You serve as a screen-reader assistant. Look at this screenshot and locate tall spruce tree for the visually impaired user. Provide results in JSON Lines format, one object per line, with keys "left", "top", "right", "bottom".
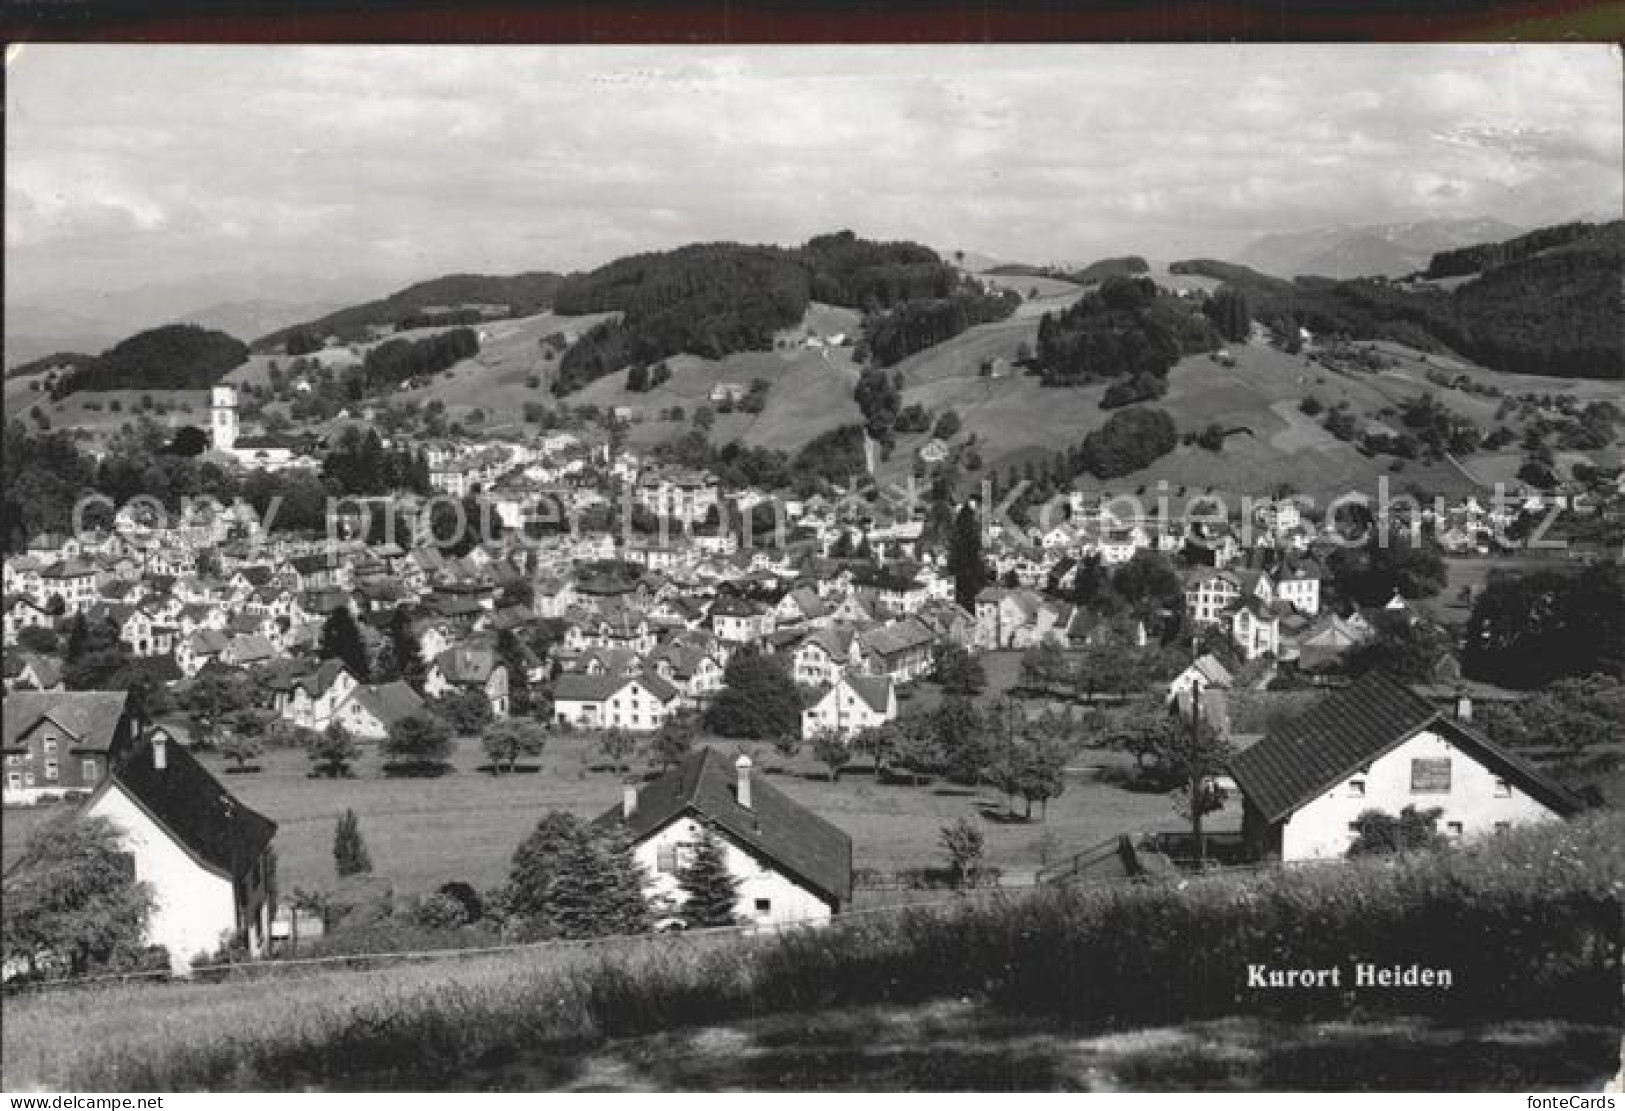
{"left": 947, "top": 504, "right": 987, "bottom": 610}
{"left": 333, "top": 809, "right": 372, "bottom": 877}
{"left": 676, "top": 823, "right": 742, "bottom": 927}
{"left": 319, "top": 607, "right": 370, "bottom": 680}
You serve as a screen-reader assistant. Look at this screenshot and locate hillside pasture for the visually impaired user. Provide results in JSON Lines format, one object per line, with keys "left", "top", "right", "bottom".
{"left": 887, "top": 337, "right": 1484, "bottom": 502}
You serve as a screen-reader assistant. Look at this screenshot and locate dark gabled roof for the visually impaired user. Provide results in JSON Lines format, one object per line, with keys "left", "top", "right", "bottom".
{"left": 1230, "top": 672, "right": 1585, "bottom": 824}
{"left": 3, "top": 691, "right": 130, "bottom": 753}
{"left": 595, "top": 747, "right": 852, "bottom": 906}
{"left": 100, "top": 729, "right": 277, "bottom": 880}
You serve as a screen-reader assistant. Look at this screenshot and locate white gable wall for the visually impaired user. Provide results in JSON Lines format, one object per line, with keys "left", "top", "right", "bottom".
{"left": 1280, "top": 727, "right": 1564, "bottom": 861}
{"left": 632, "top": 813, "right": 834, "bottom": 927}
{"left": 85, "top": 783, "right": 238, "bottom": 970}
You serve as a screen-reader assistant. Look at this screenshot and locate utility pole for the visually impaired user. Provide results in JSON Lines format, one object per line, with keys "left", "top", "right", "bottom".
{"left": 1189, "top": 679, "right": 1206, "bottom": 870}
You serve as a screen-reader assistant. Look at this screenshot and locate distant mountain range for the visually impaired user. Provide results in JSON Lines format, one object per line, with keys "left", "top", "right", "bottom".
{"left": 1235, "top": 217, "right": 1524, "bottom": 280}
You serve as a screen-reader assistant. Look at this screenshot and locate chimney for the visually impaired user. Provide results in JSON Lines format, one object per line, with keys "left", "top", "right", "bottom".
{"left": 622, "top": 781, "right": 638, "bottom": 820}
{"left": 735, "top": 753, "right": 753, "bottom": 810}
{"left": 1455, "top": 688, "right": 1473, "bottom": 724}
{"left": 151, "top": 731, "right": 167, "bottom": 772}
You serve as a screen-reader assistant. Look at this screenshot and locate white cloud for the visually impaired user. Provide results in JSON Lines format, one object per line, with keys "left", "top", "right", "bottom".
{"left": 4, "top": 43, "right": 1620, "bottom": 309}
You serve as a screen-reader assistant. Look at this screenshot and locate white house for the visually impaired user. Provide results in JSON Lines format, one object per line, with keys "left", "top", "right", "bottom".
{"left": 1232, "top": 674, "right": 1581, "bottom": 862}
{"left": 83, "top": 727, "right": 277, "bottom": 970}
{"left": 595, "top": 749, "right": 852, "bottom": 927}
{"left": 801, "top": 675, "right": 897, "bottom": 740}
{"left": 1167, "top": 654, "right": 1234, "bottom": 706}
{"left": 551, "top": 673, "right": 680, "bottom": 732}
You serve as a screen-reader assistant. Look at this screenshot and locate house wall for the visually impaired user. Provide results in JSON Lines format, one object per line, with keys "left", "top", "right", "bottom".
{"left": 1279, "top": 727, "right": 1564, "bottom": 861}
{"left": 632, "top": 814, "right": 834, "bottom": 926}
{"left": 86, "top": 783, "right": 240, "bottom": 969}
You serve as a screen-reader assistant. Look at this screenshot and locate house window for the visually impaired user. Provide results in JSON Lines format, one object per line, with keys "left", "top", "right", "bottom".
{"left": 1410, "top": 758, "right": 1451, "bottom": 794}
{"left": 5, "top": 772, "right": 21, "bottom": 792}
{"left": 1493, "top": 821, "right": 1511, "bottom": 835}
{"left": 754, "top": 898, "right": 771, "bottom": 914}
{"left": 1493, "top": 777, "right": 1511, "bottom": 798}
{"left": 81, "top": 759, "right": 98, "bottom": 783}
{"left": 1348, "top": 778, "right": 1366, "bottom": 798}
{"left": 1446, "top": 821, "right": 1463, "bottom": 838}
{"left": 656, "top": 846, "right": 678, "bottom": 873}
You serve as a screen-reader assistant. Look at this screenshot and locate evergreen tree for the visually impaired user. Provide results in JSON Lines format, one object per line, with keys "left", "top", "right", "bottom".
{"left": 333, "top": 809, "right": 372, "bottom": 878}
{"left": 386, "top": 607, "right": 426, "bottom": 687}
{"left": 306, "top": 722, "right": 359, "bottom": 778}
{"left": 504, "top": 812, "right": 650, "bottom": 940}
{"left": 706, "top": 649, "right": 802, "bottom": 739}
{"left": 319, "top": 607, "right": 370, "bottom": 680}
{"left": 676, "top": 823, "right": 742, "bottom": 927}
{"left": 947, "top": 504, "right": 987, "bottom": 610}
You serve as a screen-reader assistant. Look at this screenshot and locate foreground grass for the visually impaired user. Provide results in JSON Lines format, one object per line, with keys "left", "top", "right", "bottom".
{"left": 4, "top": 810, "right": 1619, "bottom": 1091}
{"left": 465, "top": 1003, "right": 1621, "bottom": 1092}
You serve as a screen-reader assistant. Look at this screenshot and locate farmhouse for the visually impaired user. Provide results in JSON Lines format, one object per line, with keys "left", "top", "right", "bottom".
{"left": 2, "top": 690, "right": 133, "bottom": 805}
{"left": 1231, "top": 673, "right": 1582, "bottom": 862}
{"left": 595, "top": 748, "right": 853, "bottom": 927}
{"left": 801, "top": 674, "right": 897, "bottom": 740}
{"left": 551, "top": 672, "right": 679, "bottom": 732}
{"left": 83, "top": 727, "right": 277, "bottom": 969}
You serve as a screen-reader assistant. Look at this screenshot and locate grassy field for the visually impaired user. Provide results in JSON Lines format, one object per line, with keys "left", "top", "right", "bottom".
{"left": 5, "top": 810, "right": 1617, "bottom": 1091}
{"left": 0, "top": 690, "right": 1170, "bottom": 901}
{"left": 881, "top": 335, "right": 1490, "bottom": 502}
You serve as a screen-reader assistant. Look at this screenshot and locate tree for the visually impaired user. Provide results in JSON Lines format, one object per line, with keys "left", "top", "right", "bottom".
{"left": 598, "top": 727, "right": 636, "bottom": 773}
{"left": 1203, "top": 286, "right": 1251, "bottom": 342}
{"left": 1020, "top": 640, "right": 1071, "bottom": 693}
{"left": 218, "top": 732, "right": 263, "bottom": 772}
{"left": 1340, "top": 614, "right": 1454, "bottom": 682}
{"left": 947, "top": 504, "right": 987, "bottom": 610}
{"left": 306, "top": 721, "right": 359, "bottom": 778}
{"left": 15, "top": 625, "right": 60, "bottom": 655}
{"left": 181, "top": 668, "right": 253, "bottom": 748}
{"left": 1144, "top": 701, "right": 1234, "bottom": 866}
{"left": 1347, "top": 806, "right": 1447, "bottom": 857}
{"left": 932, "top": 695, "right": 988, "bottom": 785}
{"left": 166, "top": 425, "right": 209, "bottom": 457}
{"left": 938, "top": 817, "right": 985, "bottom": 889}
{"left": 810, "top": 728, "right": 849, "bottom": 782}
{"left": 385, "top": 607, "right": 426, "bottom": 687}
{"left": 889, "top": 718, "right": 944, "bottom": 784}
{"left": 333, "top": 809, "right": 372, "bottom": 877}
{"left": 649, "top": 717, "right": 695, "bottom": 773}
{"left": 383, "top": 711, "right": 454, "bottom": 770}
{"left": 1112, "top": 550, "right": 1182, "bottom": 614}
{"left": 931, "top": 641, "right": 987, "bottom": 694}
{"left": 676, "top": 822, "right": 742, "bottom": 927}
{"left": 318, "top": 607, "right": 370, "bottom": 681}
{"left": 430, "top": 689, "right": 493, "bottom": 735}
{"left": 1465, "top": 563, "right": 1624, "bottom": 688}
{"left": 483, "top": 719, "right": 545, "bottom": 774}
{"left": 503, "top": 812, "right": 649, "bottom": 940}
{"left": 2, "top": 816, "right": 156, "bottom": 979}
{"left": 707, "top": 650, "right": 802, "bottom": 739}
{"left": 1477, "top": 674, "right": 1625, "bottom": 764}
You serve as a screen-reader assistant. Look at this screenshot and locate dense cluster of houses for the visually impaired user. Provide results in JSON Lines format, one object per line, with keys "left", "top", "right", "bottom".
{"left": 1, "top": 420, "right": 1589, "bottom": 972}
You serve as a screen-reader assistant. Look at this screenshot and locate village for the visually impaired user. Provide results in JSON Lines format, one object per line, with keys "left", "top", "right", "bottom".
{"left": 1, "top": 378, "right": 1604, "bottom": 977}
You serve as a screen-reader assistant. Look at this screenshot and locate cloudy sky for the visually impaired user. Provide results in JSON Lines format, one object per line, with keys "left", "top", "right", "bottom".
{"left": 6, "top": 43, "right": 1621, "bottom": 317}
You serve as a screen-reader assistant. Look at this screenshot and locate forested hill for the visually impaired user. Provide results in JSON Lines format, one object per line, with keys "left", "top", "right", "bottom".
{"left": 49, "top": 324, "right": 249, "bottom": 398}
{"left": 551, "top": 231, "right": 1017, "bottom": 393}
{"left": 254, "top": 272, "right": 563, "bottom": 351}
{"left": 1171, "top": 220, "right": 1623, "bottom": 380}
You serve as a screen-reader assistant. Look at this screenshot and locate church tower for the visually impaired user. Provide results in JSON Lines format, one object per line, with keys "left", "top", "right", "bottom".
{"left": 210, "top": 385, "right": 239, "bottom": 452}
